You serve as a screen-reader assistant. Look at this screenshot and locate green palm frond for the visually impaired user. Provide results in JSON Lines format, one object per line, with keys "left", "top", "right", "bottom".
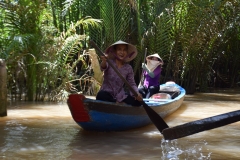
{"left": 84, "top": 0, "right": 132, "bottom": 50}
{"left": 65, "top": 16, "right": 102, "bottom": 37}
{"left": 100, "top": 0, "right": 131, "bottom": 42}
{"left": 134, "top": 8, "right": 173, "bottom": 76}
{"left": 57, "top": 34, "right": 86, "bottom": 67}
{"left": 133, "top": 0, "right": 178, "bottom": 77}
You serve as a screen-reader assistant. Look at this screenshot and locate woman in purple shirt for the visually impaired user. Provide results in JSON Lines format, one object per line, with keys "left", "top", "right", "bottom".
{"left": 96, "top": 40, "right": 142, "bottom": 106}
{"left": 138, "top": 53, "right": 163, "bottom": 98}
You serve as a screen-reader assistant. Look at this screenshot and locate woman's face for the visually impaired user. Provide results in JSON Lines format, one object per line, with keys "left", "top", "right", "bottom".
{"left": 115, "top": 44, "right": 128, "bottom": 61}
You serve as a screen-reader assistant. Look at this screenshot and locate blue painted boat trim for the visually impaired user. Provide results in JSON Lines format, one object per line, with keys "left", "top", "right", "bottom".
{"left": 78, "top": 111, "right": 151, "bottom": 131}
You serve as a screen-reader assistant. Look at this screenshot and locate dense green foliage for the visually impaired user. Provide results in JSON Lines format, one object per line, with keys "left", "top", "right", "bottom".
{"left": 0, "top": 0, "right": 240, "bottom": 101}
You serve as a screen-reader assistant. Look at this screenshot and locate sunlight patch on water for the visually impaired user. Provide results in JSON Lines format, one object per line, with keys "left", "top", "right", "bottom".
{"left": 161, "top": 139, "right": 211, "bottom": 160}
{"left": 18, "top": 145, "right": 46, "bottom": 154}
{"left": 143, "top": 131, "right": 161, "bottom": 138}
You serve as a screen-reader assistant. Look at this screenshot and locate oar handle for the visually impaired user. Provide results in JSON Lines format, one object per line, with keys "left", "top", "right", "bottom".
{"left": 90, "top": 40, "right": 139, "bottom": 97}
{"left": 139, "top": 48, "right": 147, "bottom": 87}
{"left": 143, "top": 48, "right": 147, "bottom": 64}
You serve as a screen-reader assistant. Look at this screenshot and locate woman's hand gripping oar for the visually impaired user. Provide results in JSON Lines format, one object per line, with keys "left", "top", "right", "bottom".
{"left": 90, "top": 40, "right": 169, "bottom": 133}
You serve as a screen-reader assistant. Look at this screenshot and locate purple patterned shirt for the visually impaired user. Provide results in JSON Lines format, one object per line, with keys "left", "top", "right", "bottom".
{"left": 100, "top": 59, "right": 138, "bottom": 102}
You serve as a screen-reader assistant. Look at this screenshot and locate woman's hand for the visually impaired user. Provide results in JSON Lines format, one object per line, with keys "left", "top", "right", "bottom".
{"left": 142, "top": 63, "right": 147, "bottom": 69}
{"left": 135, "top": 93, "right": 143, "bottom": 102}
{"left": 100, "top": 55, "right": 107, "bottom": 62}
{"left": 100, "top": 55, "right": 108, "bottom": 69}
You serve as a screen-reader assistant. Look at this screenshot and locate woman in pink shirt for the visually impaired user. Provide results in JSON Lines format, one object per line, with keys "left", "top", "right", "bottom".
{"left": 138, "top": 53, "right": 163, "bottom": 98}
{"left": 96, "top": 40, "right": 142, "bottom": 106}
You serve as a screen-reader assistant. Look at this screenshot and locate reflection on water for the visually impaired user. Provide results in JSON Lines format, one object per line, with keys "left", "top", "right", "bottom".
{"left": 0, "top": 91, "right": 240, "bottom": 160}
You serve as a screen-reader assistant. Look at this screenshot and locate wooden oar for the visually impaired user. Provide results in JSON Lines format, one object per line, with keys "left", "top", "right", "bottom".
{"left": 138, "top": 48, "right": 147, "bottom": 88}
{"left": 90, "top": 40, "right": 169, "bottom": 133}
{"left": 162, "top": 110, "right": 240, "bottom": 140}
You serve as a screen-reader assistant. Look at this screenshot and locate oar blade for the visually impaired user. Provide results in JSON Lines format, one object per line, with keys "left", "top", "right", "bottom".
{"left": 162, "top": 110, "right": 240, "bottom": 140}
{"left": 141, "top": 101, "right": 169, "bottom": 133}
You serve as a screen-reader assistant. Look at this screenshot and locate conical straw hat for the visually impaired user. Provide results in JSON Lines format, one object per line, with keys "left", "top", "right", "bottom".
{"left": 105, "top": 40, "right": 138, "bottom": 62}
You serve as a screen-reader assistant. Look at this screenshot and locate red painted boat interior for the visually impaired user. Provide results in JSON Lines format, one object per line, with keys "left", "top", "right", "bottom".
{"left": 67, "top": 94, "right": 90, "bottom": 122}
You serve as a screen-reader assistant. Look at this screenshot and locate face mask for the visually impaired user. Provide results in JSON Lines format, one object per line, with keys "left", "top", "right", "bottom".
{"left": 149, "top": 60, "right": 160, "bottom": 66}
{"left": 146, "top": 60, "right": 161, "bottom": 72}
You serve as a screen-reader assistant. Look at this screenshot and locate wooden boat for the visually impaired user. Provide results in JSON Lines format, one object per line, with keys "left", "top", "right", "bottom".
{"left": 67, "top": 82, "right": 185, "bottom": 132}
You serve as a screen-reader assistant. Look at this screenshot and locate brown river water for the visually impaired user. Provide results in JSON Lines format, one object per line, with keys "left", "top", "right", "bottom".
{"left": 0, "top": 90, "right": 240, "bottom": 160}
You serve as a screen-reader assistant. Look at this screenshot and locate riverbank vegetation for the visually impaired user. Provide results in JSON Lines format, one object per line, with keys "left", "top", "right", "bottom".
{"left": 0, "top": 0, "right": 240, "bottom": 101}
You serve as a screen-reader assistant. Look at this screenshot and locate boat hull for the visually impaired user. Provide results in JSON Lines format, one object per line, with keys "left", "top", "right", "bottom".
{"left": 67, "top": 83, "right": 185, "bottom": 131}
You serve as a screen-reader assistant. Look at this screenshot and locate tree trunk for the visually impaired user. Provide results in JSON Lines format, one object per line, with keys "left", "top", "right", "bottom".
{"left": 26, "top": 56, "right": 36, "bottom": 101}
{"left": 0, "top": 59, "right": 7, "bottom": 117}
